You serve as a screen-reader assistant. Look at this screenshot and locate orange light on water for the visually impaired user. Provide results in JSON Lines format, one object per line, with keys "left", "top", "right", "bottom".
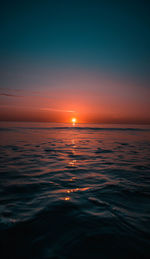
{"left": 64, "top": 197, "right": 70, "bottom": 201}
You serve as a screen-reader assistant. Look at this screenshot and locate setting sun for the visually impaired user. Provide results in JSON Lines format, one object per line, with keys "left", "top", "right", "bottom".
{"left": 72, "top": 117, "right": 77, "bottom": 125}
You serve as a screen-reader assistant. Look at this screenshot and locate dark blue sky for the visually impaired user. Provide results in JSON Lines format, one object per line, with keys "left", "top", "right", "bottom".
{"left": 0, "top": 0, "right": 150, "bottom": 123}
{"left": 1, "top": 0, "right": 150, "bottom": 73}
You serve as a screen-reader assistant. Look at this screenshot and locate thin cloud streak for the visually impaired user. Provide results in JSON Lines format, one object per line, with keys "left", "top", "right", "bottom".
{"left": 0, "top": 93, "right": 23, "bottom": 97}
{"left": 40, "top": 107, "right": 75, "bottom": 113}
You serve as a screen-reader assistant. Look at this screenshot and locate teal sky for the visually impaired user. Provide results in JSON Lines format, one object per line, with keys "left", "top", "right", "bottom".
{"left": 0, "top": 1, "right": 150, "bottom": 123}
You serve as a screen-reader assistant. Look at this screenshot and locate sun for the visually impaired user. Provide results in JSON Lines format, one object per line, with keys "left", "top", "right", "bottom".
{"left": 72, "top": 117, "right": 77, "bottom": 125}
{"left": 72, "top": 118, "right": 76, "bottom": 123}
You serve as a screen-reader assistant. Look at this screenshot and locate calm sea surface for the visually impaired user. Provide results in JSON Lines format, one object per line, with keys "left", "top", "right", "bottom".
{"left": 0, "top": 123, "right": 150, "bottom": 259}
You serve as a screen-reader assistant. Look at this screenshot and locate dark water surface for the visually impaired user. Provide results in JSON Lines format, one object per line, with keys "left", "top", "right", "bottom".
{"left": 0, "top": 123, "right": 150, "bottom": 259}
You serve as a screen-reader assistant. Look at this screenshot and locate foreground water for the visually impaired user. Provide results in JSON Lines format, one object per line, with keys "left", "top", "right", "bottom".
{"left": 0, "top": 123, "right": 150, "bottom": 259}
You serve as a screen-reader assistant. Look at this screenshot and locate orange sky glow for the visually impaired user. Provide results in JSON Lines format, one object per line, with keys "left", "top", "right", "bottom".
{"left": 0, "top": 69, "right": 150, "bottom": 124}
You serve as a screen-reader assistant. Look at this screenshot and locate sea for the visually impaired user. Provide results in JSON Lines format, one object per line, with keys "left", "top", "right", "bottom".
{"left": 0, "top": 122, "right": 150, "bottom": 259}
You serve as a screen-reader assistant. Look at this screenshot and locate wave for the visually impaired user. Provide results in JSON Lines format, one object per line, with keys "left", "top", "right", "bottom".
{"left": 0, "top": 123, "right": 150, "bottom": 258}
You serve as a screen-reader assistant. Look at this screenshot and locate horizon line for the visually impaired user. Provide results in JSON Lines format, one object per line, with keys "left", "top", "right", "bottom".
{"left": 0, "top": 120, "right": 150, "bottom": 125}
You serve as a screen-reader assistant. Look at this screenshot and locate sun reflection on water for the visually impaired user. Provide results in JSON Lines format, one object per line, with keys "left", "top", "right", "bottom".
{"left": 64, "top": 197, "right": 70, "bottom": 201}
{"left": 68, "top": 159, "right": 77, "bottom": 166}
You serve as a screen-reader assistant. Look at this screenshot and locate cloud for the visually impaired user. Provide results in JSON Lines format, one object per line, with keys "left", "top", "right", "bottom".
{"left": 0, "top": 93, "right": 23, "bottom": 97}
{"left": 40, "top": 107, "right": 75, "bottom": 113}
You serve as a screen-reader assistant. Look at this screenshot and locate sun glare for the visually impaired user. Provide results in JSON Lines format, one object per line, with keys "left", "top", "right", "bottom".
{"left": 72, "top": 117, "right": 77, "bottom": 125}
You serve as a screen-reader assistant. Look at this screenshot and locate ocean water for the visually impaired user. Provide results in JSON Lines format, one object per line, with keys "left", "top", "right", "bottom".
{"left": 0, "top": 122, "right": 150, "bottom": 259}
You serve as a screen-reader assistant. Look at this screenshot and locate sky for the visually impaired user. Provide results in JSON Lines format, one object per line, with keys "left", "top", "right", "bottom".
{"left": 0, "top": 0, "right": 150, "bottom": 124}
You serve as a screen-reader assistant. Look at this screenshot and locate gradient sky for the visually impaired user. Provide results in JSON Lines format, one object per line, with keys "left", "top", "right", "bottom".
{"left": 0, "top": 0, "right": 150, "bottom": 123}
